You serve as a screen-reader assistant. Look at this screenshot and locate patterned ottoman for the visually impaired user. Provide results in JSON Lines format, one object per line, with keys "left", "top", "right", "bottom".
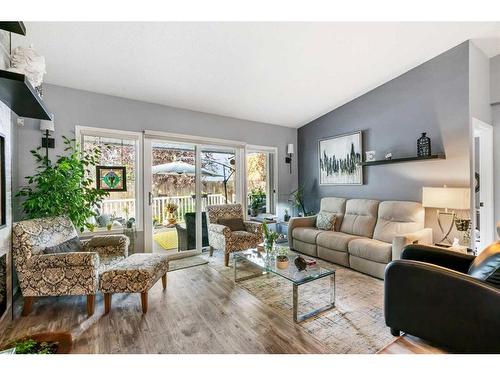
{"left": 99, "top": 253, "right": 169, "bottom": 314}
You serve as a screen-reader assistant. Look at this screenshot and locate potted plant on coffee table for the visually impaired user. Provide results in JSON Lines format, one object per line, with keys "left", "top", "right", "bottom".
{"left": 275, "top": 246, "right": 289, "bottom": 269}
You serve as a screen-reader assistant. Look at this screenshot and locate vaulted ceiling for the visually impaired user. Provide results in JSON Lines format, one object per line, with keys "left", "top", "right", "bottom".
{"left": 13, "top": 22, "right": 500, "bottom": 127}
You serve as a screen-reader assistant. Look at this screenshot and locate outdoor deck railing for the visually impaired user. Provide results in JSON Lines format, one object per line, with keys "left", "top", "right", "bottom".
{"left": 101, "top": 194, "right": 228, "bottom": 223}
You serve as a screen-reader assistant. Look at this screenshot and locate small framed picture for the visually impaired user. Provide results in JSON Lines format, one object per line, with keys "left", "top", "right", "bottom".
{"left": 96, "top": 166, "right": 127, "bottom": 192}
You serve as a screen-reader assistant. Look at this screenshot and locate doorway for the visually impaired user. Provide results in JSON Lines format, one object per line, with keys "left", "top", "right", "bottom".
{"left": 143, "top": 133, "right": 244, "bottom": 258}
{"left": 472, "top": 118, "right": 494, "bottom": 252}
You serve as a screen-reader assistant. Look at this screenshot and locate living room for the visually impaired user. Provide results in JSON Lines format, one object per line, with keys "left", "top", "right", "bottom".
{"left": 0, "top": 1, "right": 499, "bottom": 373}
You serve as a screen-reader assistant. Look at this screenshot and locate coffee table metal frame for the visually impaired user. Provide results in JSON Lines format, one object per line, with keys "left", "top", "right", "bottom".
{"left": 234, "top": 250, "right": 336, "bottom": 323}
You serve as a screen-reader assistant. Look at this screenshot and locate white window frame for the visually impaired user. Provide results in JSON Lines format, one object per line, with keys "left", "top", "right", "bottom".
{"left": 245, "top": 144, "right": 279, "bottom": 215}
{"left": 75, "top": 125, "right": 144, "bottom": 232}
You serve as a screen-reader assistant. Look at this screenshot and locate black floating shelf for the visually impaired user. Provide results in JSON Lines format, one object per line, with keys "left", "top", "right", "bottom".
{"left": 0, "top": 21, "right": 26, "bottom": 35}
{"left": 358, "top": 154, "right": 446, "bottom": 166}
{"left": 0, "top": 69, "right": 52, "bottom": 120}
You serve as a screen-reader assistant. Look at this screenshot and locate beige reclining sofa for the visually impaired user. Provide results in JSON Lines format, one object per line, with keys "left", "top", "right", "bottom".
{"left": 288, "top": 197, "right": 432, "bottom": 279}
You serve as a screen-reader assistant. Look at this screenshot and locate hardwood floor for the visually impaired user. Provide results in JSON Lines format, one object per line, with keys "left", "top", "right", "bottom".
{"left": 0, "top": 265, "right": 329, "bottom": 354}
{"left": 378, "top": 334, "right": 448, "bottom": 354}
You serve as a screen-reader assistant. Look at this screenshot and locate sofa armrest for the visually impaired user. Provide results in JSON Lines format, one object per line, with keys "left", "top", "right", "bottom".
{"left": 208, "top": 223, "right": 231, "bottom": 237}
{"left": 287, "top": 215, "right": 317, "bottom": 248}
{"left": 392, "top": 228, "right": 433, "bottom": 261}
{"left": 400, "top": 244, "right": 475, "bottom": 273}
{"left": 29, "top": 252, "right": 99, "bottom": 270}
{"left": 82, "top": 234, "right": 129, "bottom": 258}
{"left": 243, "top": 221, "right": 263, "bottom": 236}
{"left": 385, "top": 260, "right": 500, "bottom": 353}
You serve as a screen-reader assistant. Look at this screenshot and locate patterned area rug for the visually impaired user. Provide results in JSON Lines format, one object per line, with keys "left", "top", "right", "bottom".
{"left": 168, "top": 255, "right": 208, "bottom": 272}
{"left": 203, "top": 249, "right": 395, "bottom": 354}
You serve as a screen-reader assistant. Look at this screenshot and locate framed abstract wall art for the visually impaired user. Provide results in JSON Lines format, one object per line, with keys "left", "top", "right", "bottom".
{"left": 96, "top": 166, "right": 127, "bottom": 192}
{"left": 318, "top": 131, "right": 363, "bottom": 185}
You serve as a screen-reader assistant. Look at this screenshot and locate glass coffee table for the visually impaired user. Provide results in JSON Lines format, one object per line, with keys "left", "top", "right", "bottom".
{"left": 234, "top": 249, "right": 336, "bottom": 323}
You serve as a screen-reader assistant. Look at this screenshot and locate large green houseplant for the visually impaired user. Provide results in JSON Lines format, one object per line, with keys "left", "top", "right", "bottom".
{"left": 17, "top": 136, "right": 109, "bottom": 232}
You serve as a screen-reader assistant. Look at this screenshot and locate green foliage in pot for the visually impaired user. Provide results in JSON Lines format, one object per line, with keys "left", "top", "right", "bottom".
{"left": 16, "top": 136, "right": 109, "bottom": 232}
{"left": 13, "top": 339, "right": 58, "bottom": 354}
{"left": 262, "top": 221, "right": 279, "bottom": 251}
{"left": 249, "top": 187, "right": 266, "bottom": 215}
{"left": 289, "top": 187, "right": 314, "bottom": 216}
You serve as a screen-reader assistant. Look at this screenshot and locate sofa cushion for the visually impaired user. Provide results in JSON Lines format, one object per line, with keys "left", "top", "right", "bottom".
{"left": 468, "top": 241, "right": 500, "bottom": 287}
{"left": 340, "top": 199, "right": 379, "bottom": 238}
{"left": 372, "top": 201, "right": 424, "bottom": 243}
{"left": 292, "top": 227, "right": 324, "bottom": 244}
{"left": 316, "top": 231, "right": 361, "bottom": 252}
{"left": 319, "top": 197, "right": 347, "bottom": 230}
{"left": 348, "top": 238, "right": 392, "bottom": 264}
{"left": 316, "top": 211, "right": 337, "bottom": 231}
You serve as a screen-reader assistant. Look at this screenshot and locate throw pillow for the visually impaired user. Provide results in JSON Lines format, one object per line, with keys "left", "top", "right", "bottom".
{"left": 218, "top": 218, "right": 247, "bottom": 232}
{"left": 43, "top": 237, "right": 82, "bottom": 254}
{"left": 316, "top": 211, "right": 337, "bottom": 231}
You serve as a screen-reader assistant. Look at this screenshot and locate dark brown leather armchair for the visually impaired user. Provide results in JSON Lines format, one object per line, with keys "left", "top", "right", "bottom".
{"left": 384, "top": 243, "right": 500, "bottom": 353}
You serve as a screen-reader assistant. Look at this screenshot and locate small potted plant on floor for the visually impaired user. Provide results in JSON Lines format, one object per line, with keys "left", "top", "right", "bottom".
{"left": 275, "top": 246, "right": 289, "bottom": 269}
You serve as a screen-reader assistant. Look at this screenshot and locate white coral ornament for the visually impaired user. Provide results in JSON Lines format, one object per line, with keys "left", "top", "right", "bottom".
{"left": 8, "top": 44, "right": 46, "bottom": 88}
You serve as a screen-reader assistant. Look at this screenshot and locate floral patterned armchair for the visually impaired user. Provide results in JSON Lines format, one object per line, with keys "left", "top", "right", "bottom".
{"left": 206, "top": 204, "right": 262, "bottom": 266}
{"left": 12, "top": 216, "right": 129, "bottom": 317}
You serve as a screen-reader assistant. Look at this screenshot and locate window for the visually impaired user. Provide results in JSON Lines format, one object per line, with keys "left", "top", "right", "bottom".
{"left": 246, "top": 147, "right": 276, "bottom": 216}
{"left": 78, "top": 127, "right": 142, "bottom": 231}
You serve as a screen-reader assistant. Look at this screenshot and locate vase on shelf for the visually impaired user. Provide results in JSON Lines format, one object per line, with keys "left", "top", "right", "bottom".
{"left": 417, "top": 132, "right": 431, "bottom": 157}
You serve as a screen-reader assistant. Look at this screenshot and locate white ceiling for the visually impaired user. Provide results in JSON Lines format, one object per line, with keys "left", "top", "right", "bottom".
{"left": 13, "top": 22, "right": 500, "bottom": 128}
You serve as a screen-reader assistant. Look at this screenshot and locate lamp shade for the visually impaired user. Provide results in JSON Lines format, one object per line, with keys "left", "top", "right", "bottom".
{"left": 287, "top": 143, "right": 294, "bottom": 154}
{"left": 40, "top": 119, "right": 55, "bottom": 132}
{"left": 422, "top": 187, "right": 470, "bottom": 210}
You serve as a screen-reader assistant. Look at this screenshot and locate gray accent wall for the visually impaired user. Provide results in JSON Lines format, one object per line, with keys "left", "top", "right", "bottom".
{"left": 14, "top": 84, "right": 298, "bottom": 250}
{"left": 491, "top": 54, "right": 500, "bottom": 232}
{"left": 297, "top": 42, "right": 472, "bottom": 242}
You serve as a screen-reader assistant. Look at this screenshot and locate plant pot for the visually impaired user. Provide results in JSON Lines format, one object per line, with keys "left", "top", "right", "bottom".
{"left": 2, "top": 332, "right": 72, "bottom": 354}
{"left": 250, "top": 208, "right": 259, "bottom": 217}
{"left": 167, "top": 217, "right": 177, "bottom": 225}
{"left": 276, "top": 256, "right": 289, "bottom": 269}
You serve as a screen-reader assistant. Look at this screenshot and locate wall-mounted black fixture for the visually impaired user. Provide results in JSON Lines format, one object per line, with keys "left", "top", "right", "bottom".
{"left": 0, "top": 21, "right": 26, "bottom": 36}
{"left": 40, "top": 117, "right": 55, "bottom": 162}
{"left": 285, "top": 143, "right": 294, "bottom": 173}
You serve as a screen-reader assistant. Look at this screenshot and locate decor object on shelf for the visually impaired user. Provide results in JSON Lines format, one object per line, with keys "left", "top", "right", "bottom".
{"left": 384, "top": 151, "right": 392, "bottom": 160}
{"left": 294, "top": 255, "right": 307, "bottom": 271}
{"left": 319, "top": 131, "right": 362, "bottom": 185}
{"left": 16, "top": 136, "right": 109, "bottom": 232}
{"left": 7, "top": 45, "right": 46, "bottom": 95}
{"left": 422, "top": 186, "right": 470, "bottom": 244}
{"left": 365, "top": 150, "right": 376, "bottom": 162}
{"left": 417, "top": 132, "right": 431, "bottom": 157}
{"left": 96, "top": 165, "right": 127, "bottom": 192}
{"left": 40, "top": 116, "right": 55, "bottom": 161}
{"left": 285, "top": 143, "right": 294, "bottom": 174}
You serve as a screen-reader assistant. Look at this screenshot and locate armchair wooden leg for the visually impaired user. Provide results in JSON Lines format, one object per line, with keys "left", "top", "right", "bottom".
{"left": 22, "top": 296, "right": 33, "bottom": 316}
{"left": 162, "top": 273, "right": 167, "bottom": 290}
{"left": 141, "top": 292, "right": 148, "bottom": 314}
{"left": 224, "top": 252, "right": 230, "bottom": 267}
{"left": 104, "top": 293, "right": 112, "bottom": 314}
{"left": 87, "top": 294, "right": 96, "bottom": 317}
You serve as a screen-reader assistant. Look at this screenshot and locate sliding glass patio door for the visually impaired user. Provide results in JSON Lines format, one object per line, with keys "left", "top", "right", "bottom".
{"left": 144, "top": 135, "right": 243, "bottom": 258}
